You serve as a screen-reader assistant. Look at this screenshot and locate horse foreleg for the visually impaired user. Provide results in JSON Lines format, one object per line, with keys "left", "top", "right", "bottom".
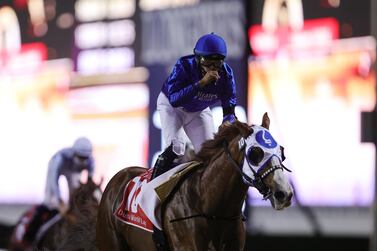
{"left": 96, "top": 219, "right": 127, "bottom": 251}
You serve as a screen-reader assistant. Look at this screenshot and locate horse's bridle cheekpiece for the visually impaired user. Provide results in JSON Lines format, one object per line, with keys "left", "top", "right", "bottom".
{"left": 224, "top": 125, "right": 291, "bottom": 199}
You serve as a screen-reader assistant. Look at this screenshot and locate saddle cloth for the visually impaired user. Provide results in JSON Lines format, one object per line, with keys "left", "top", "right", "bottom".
{"left": 12, "top": 207, "right": 62, "bottom": 246}
{"left": 114, "top": 161, "right": 200, "bottom": 231}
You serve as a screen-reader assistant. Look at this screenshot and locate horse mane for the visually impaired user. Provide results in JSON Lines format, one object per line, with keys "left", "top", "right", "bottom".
{"left": 195, "top": 120, "right": 252, "bottom": 165}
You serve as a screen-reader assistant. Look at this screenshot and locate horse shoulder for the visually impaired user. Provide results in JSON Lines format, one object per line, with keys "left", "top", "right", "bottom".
{"left": 162, "top": 169, "right": 206, "bottom": 249}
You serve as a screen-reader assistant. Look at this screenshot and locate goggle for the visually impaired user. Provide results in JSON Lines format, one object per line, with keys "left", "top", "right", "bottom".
{"left": 200, "top": 56, "right": 224, "bottom": 69}
{"left": 75, "top": 154, "right": 89, "bottom": 161}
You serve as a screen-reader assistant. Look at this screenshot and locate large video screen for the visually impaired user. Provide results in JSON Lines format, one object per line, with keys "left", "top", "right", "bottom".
{"left": 0, "top": 55, "right": 149, "bottom": 204}
{"left": 247, "top": 36, "right": 376, "bottom": 206}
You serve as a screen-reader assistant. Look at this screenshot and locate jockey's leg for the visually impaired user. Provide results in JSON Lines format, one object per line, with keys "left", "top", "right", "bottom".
{"left": 23, "top": 204, "right": 50, "bottom": 243}
{"left": 151, "top": 146, "right": 175, "bottom": 250}
{"left": 154, "top": 93, "right": 187, "bottom": 250}
{"left": 184, "top": 107, "right": 215, "bottom": 153}
{"left": 156, "top": 91, "right": 186, "bottom": 177}
{"left": 151, "top": 142, "right": 183, "bottom": 251}
{"left": 151, "top": 144, "right": 178, "bottom": 179}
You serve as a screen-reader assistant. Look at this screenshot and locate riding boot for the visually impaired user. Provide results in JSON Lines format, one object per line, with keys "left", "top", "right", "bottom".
{"left": 151, "top": 144, "right": 176, "bottom": 250}
{"left": 152, "top": 226, "right": 169, "bottom": 251}
{"left": 23, "top": 204, "right": 50, "bottom": 243}
{"left": 151, "top": 144, "right": 178, "bottom": 180}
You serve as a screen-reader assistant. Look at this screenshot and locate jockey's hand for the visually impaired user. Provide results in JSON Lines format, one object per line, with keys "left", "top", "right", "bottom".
{"left": 199, "top": 70, "right": 220, "bottom": 88}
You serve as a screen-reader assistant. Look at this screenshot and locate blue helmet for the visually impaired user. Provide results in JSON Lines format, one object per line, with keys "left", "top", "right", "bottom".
{"left": 194, "top": 33, "right": 227, "bottom": 59}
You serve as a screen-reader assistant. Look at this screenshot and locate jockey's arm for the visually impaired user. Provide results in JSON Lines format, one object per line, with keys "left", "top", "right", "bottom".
{"left": 47, "top": 154, "right": 64, "bottom": 202}
{"left": 164, "top": 61, "right": 200, "bottom": 107}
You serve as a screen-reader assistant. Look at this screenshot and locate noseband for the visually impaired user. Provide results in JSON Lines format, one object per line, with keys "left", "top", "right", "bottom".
{"left": 223, "top": 140, "right": 288, "bottom": 199}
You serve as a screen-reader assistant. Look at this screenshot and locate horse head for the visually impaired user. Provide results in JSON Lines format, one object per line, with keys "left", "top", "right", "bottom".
{"left": 221, "top": 113, "right": 293, "bottom": 210}
{"left": 69, "top": 178, "right": 103, "bottom": 212}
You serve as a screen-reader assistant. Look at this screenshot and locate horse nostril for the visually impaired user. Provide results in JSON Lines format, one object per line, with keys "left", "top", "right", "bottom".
{"left": 274, "top": 191, "right": 286, "bottom": 201}
{"left": 287, "top": 192, "right": 293, "bottom": 201}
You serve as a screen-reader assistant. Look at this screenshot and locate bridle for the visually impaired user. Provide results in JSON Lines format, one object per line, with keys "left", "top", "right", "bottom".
{"left": 223, "top": 133, "right": 291, "bottom": 200}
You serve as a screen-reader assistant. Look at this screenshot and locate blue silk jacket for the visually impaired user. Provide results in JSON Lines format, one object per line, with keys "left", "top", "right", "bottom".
{"left": 161, "top": 55, "right": 237, "bottom": 113}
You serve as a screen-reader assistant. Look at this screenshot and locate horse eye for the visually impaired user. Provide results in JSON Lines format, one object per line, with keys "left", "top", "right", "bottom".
{"left": 247, "top": 147, "right": 264, "bottom": 165}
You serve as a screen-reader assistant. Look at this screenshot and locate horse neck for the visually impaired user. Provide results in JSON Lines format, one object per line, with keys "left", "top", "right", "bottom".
{"left": 200, "top": 148, "right": 248, "bottom": 216}
{"left": 68, "top": 200, "right": 97, "bottom": 219}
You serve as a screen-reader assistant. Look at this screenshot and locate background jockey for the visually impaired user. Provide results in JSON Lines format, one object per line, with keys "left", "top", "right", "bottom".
{"left": 151, "top": 33, "right": 237, "bottom": 250}
{"left": 152, "top": 32, "right": 237, "bottom": 180}
{"left": 23, "top": 137, "right": 95, "bottom": 245}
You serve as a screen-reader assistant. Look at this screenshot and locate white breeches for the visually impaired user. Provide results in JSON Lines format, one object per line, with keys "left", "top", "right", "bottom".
{"left": 157, "top": 92, "right": 215, "bottom": 155}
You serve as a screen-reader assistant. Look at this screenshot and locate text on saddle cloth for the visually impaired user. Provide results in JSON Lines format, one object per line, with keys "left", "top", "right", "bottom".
{"left": 114, "top": 161, "right": 201, "bottom": 231}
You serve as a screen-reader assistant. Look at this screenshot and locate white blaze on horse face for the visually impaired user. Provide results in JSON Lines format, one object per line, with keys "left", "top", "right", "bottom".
{"left": 270, "top": 168, "right": 293, "bottom": 210}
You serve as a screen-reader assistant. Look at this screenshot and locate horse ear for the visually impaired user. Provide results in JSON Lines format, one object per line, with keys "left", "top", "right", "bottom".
{"left": 261, "top": 112, "right": 270, "bottom": 129}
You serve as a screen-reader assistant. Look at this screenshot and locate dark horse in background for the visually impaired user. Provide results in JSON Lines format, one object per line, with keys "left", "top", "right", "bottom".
{"left": 97, "top": 113, "right": 293, "bottom": 251}
{"left": 39, "top": 178, "right": 102, "bottom": 251}
{"left": 9, "top": 178, "right": 102, "bottom": 251}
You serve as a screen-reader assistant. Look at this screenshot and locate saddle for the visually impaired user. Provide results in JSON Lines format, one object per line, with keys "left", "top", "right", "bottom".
{"left": 155, "top": 161, "right": 201, "bottom": 203}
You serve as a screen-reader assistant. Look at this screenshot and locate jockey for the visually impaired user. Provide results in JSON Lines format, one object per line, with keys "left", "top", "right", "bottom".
{"left": 23, "top": 137, "right": 95, "bottom": 245}
{"left": 152, "top": 32, "right": 237, "bottom": 180}
{"left": 151, "top": 33, "right": 237, "bottom": 250}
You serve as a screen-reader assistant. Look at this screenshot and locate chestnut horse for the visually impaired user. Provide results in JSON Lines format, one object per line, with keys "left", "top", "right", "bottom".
{"left": 97, "top": 113, "right": 293, "bottom": 251}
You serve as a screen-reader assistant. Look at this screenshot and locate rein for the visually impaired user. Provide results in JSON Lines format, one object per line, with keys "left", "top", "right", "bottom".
{"left": 170, "top": 213, "right": 246, "bottom": 223}
{"left": 222, "top": 141, "right": 255, "bottom": 183}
